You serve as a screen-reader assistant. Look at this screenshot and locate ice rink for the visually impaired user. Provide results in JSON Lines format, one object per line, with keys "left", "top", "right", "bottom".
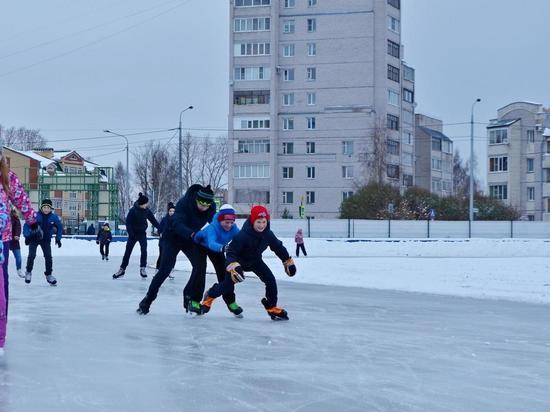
{"left": 1, "top": 254, "right": 549, "bottom": 412}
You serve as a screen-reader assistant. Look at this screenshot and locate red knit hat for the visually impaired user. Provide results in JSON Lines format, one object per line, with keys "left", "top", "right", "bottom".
{"left": 249, "top": 205, "right": 270, "bottom": 224}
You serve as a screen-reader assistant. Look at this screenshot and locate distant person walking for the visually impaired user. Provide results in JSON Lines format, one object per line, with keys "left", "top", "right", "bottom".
{"left": 96, "top": 222, "right": 112, "bottom": 261}
{"left": 294, "top": 228, "right": 307, "bottom": 257}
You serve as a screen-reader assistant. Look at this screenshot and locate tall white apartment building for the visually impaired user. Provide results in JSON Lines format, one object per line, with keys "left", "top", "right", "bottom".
{"left": 228, "top": 0, "right": 415, "bottom": 217}
{"left": 486, "top": 101, "right": 550, "bottom": 221}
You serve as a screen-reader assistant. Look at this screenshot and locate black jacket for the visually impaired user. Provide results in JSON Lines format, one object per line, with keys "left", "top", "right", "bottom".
{"left": 171, "top": 184, "right": 216, "bottom": 243}
{"left": 225, "top": 219, "right": 290, "bottom": 267}
{"left": 125, "top": 202, "right": 159, "bottom": 238}
{"left": 96, "top": 228, "right": 112, "bottom": 244}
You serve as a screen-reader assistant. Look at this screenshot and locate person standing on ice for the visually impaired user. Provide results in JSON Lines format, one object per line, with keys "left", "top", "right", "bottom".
{"left": 23, "top": 199, "right": 63, "bottom": 286}
{"left": 10, "top": 208, "right": 24, "bottom": 278}
{"left": 294, "top": 228, "right": 307, "bottom": 257}
{"left": 0, "top": 198, "right": 10, "bottom": 357}
{"left": 193, "top": 204, "right": 243, "bottom": 317}
{"left": 201, "top": 205, "right": 296, "bottom": 321}
{"left": 113, "top": 193, "right": 159, "bottom": 279}
{"left": 155, "top": 202, "right": 176, "bottom": 279}
{"left": 96, "top": 222, "right": 112, "bottom": 261}
{"left": 136, "top": 184, "right": 216, "bottom": 315}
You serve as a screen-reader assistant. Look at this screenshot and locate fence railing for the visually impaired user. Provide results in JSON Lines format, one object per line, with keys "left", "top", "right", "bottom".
{"left": 248, "top": 219, "right": 550, "bottom": 239}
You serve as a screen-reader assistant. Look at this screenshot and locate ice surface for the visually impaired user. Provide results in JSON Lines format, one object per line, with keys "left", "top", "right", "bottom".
{"left": 0, "top": 243, "right": 549, "bottom": 411}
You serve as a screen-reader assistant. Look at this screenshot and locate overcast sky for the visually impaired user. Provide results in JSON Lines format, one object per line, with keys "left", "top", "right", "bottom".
{"left": 1, "top": 0, "right": 549, "bottom": 189}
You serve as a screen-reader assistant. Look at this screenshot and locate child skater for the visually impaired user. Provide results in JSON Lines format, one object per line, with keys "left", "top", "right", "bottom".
{"left": 156, "top": 202, "right": 175, "bottom": 279}
{"left": 201, "top": 205, "right": 297, "bottom": 320}
{"left": 0, "top": 199, "right": 10, "bottom": 356}
{"left": 193, "top": 204, "right": 243, "bottom": 317}
{"left": 96, "top": 222, "right": 112, "bottom": 261}
{"left": 10, "top": 208, "right": 24, "bottom": 278}
{"left": 294, "top": 228, "right": 307, "bottom": 257}
{"left": 23, "top": 199, "right": 63, "bottom": 286}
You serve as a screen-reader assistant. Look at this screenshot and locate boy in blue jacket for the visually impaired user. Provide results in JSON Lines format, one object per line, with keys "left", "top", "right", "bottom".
{"left": 23, "top": 199, "right": 63, "bottom": 286}
{"left": 201, "top": 205, "right": 296, "bottom": 320}
{"left": 193, "top": 204, "right": 242, "bottom": 317}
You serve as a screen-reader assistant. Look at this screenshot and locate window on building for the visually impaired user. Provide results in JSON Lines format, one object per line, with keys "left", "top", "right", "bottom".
{"left": 235, "top": 42, "right": 271, "bottom": 56}
{"left": 235, "top": 189, "right": 270, "bottom": 204}
{"left": 387, "top": 164, "right": 400, "bottom": 179}
{"left": 308, "top": 0, "right": 317, "bottom": 6}
{"left": 234, "top": 66, "right": 271, "bottom": 81}
{"left": 283, "top": 20, "right": 295, "bottom": 33}
{"left": 528, "top": 215, "right": 535, "bottom": 221}
{"left": 431, "top": 157, "right": 442, "bottom": 171}
{"left": 307, "top": 18, "right": 316, "bottom": 32}
{"left": 284, "top": 0, "right": 295, "bottom": 7}
{"left": 282, "top": 44, "right": 295, "bottom": 57}
{"left": 306, "top": 141, "right": 316, "bottom": 154}
{"left": 527, "top": 187, "right": 535, "bottom": 201}
{"left": 342, "top": 141, "right": 354, "bottom": 156}
{"left": 307, "top": 92, "right": 316, "bottom": 105}
{"left": 282, "top": 191, "right": 294, "bottom": 204}
{"left": 388, "top": 89, "right": 399, "bottom": 106}
{"left": 387, "top": 16, "right": 400, "bottom": 33}
{"left": 239, "top": 119, "right": 270, "bottom": 129}
{"left": 306, "top": 191, "right": 316, "bottom": 204}
{"left": 388, "top": 0, "right": 400, "bottom": 9}
{"left": 307, "top": 42, "right": 317, "bottom": 56}
{"left": 527, "top": 129, "right": 535, "bottom": 143}
{"left": 306, "top": 166, "right": 316, "bottom": 179}
{"left": 282, "top": 142, "right": 294, "bottom": 154}
{"left": 342, "top": 166, "right": 354, "bottom": 179}
{"left": 387, "top": 114, "right": 399, "bottom": 130}
{"left": 402, "top": 174, "right": 413, "bottom": 187}
{"left": 237, "top": 139, "right": 270, "bottom": 153}
{"left": 307, "top": 117, "right": 316, "bottom": 129}
{"left": 283, "top": 68, "right": 295, "bottom": 81}
{"left": 387, "top": 64, "right": 400, "bottom": 82}
{"left": 431, "top": 137, "right": 442, "bottom": 151}
{"left": 387, "top": 139, "right": 400, "bottom": 155}
{"left": 404, "top": 131, "right": 413, "bottom": 145}
{"left": 527, "top": 158, "right": 534, "bottom": 173}
{"left": 403, "top": 65, "right": 414, "bottom": 81}
{"left": 387, "top": 40, "right": 400, "bottom": 58}
{"left": 489, "top": 129, "right": 508, "bottom": 144}
{"left": 489, "top": 184, "right": 508, "bottom": 200}
{"left": 282, "top": 93, "right": 295, "bottom": 106}
{"left": 342, "top": 191, "right": 354, "bottom": 201}
{"left": 431, "top": 178, "right": 442, "bottom": 192}
{"left": 489, "top": 156, "right": 508, "bottom": 172}
{"left": 234, "top": 17, "right": 270, "bottom": 32}
{"left": 283, "top": 118, "right": 294, "bottom": 130}
{"left": 234, "top": 164, "right": 270, "bottom": 178}
{"left": 234, "top": 90, "right": 270, "bottom": 105}
{"left": 235, "top": 0, "right": 271, "bottom": 6}
{"left": 307, "top": 67, "right": 317, "bottom": 80}
{"left": 403, "top": 88, "right": 414, "bottom": 103}
{"left": 282, "top": 167, "right": 294, "bottom": 179}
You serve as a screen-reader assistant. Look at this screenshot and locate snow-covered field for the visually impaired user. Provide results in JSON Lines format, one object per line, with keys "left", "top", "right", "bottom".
{"left": 0, "top": 238, "right": 549, "bottom": 411}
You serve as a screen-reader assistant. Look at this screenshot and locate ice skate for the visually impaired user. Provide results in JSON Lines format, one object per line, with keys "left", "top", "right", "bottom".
{"left": 200, "top": 293, "right": 215, "bottom": 314}
{"left": 261, "top": 298, "right": 288, "bottom": 321}
{"left": 17, "top": 269, "right": 24, "bottom": 278}
{"left": 101, "top": 254, "right": 105, "bottom": 261}
{"left": 46, "top": 274, "right": 57, "bottom": 286}
{"left": 112, "top": 268, "right": 125, "bottom": 279}
{"left": 24, "top": 271, "right": 32, "bottom": 284}
{"left": 227, "top": 302, "right": 243, "bottom": 318}
{"left": 168, "top": 271, "right": 175, "bottom": 280}
{"left": 187, "top": 300, "right": 203, "bottom": 315}
{"left": 105, "top": 256, "right": 109, "bottom": 261}
{"left": 139, "top": 267, "right": 147, "bottom": 278}
{"left": 136, "top": 296, "right": 151, "bottom": 315}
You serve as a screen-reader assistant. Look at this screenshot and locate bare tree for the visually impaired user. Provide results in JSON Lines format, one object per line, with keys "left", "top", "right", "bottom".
{"left": 364, "top": 119, "right": 388, "bottom": 185}
{"left": 114, "top": 161, "right": 131, "bottom": 221}
{"left": 196, "top": 136, "right": 228, "bottom": 195}
{"left": 453, "top": 149, "right": 480, "bottom": 198}
{"left": 0, "top": 124, "right": 47, "bottom": 150}
{"left": 181, "top": 131, "right": 198, "bottom": 192}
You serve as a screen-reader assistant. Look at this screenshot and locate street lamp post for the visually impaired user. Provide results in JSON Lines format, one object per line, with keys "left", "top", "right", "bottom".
{"left": 103, "top": 129, "right": 130, "bottom": 209}
{"left": 178, "top": 106, "right": 194, "bottom": 196}
{"left": 469, "top": 98, "right": 481, "bottom": 224}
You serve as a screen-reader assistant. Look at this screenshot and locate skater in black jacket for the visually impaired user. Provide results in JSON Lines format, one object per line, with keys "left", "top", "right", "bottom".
{"left": 113, "top": 193, "right": 159, "bottom": 279}
{"left": 201, "top": 205, "right": 297, "bottom": 320}
{"left": 156, "top": 202, "right": 176, "bottom": 278}
{"left": 137, "top": 184, "right": 216, "bottom": 315}
{"left": 96, "top": 222, "right": 112, "bottom": 261}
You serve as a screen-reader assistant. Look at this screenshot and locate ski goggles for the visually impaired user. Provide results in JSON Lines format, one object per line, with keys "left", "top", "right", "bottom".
{"left": 196, "top": 199, "right": 212, "bottom": 207}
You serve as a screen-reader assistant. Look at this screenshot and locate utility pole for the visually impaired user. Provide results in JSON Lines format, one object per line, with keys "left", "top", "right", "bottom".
{"left": 178, "top": 106, "right": 194, "bottom": 196}
{"left": 469, "top": 99, "right": 481, "bottom": 223}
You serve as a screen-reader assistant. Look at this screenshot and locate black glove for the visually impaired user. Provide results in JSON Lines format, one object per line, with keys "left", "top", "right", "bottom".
{"left": 283, "top": 258, "right": 296, "bottom": 277}
{"left": 25, "top": 238, "right": 30, "bottom": 246}
{"left": 96, "top": 240, "right": 100, "bottom": 245}
{"left": 56, "top": 239, "right": 62, "bottom": 248}
{"left": 221, "top": 244, "right": 227, "bottom": 253}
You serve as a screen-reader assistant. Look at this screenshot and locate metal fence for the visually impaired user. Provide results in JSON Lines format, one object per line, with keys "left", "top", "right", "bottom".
{"left": 251, "top": 219, "right": 550, "bottom": 239}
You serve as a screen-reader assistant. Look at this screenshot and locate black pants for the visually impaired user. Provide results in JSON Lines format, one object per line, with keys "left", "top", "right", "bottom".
{"left": 146, "top": 239, "right": 195, "bottom": 303}
{"left": 187, "top": 246, "right": 236, "bottom": 305}
{"left": 100, "top": 242, "right": 110, "bottom": 257}
{"left": 26, "top": 239, "right": 53, "bottom": 276}
{"left": 296, "top": 244, "right": 307, "bottom": 256}
{"left": 155, "top": 240, "right": 164, "bottom": 270}
{"left": 120, "top": 235, "right": 147, "bottom": 269}
{"left": 208, "top": 259, "right": 278, "bottom": 308}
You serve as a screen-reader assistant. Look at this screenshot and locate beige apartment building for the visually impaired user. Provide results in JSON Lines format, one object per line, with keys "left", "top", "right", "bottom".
{"left": 414, "top": 114, "right": 453, "bottom": 197}
{"left": 228, "top": 0, "right": 415, "bottom": 218}
{"left": 486, "top": 101, "right": 550, "bottom": 221}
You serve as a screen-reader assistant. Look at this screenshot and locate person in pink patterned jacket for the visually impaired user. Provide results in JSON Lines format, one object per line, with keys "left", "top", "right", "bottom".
{"left": 0, "top": 143, "right": 37, "bottom": 315}
{"left": 0, "top": 182, "right": 10, "bottom": 356}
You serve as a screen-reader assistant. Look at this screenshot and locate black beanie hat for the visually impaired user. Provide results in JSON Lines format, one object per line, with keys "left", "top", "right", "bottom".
{"left": 137, "top": 192, "right": 149, "bottom": 205}
{"left": 167, "top": 202, "right": 175, "bottom": 211}
{"left": 41, "top": 199, "right": 53, "bottom": 209}
{"left": 196, "top": 185, "right": 214, "bottom": 204}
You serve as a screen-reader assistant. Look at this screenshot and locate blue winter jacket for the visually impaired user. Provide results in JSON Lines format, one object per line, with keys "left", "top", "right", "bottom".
{"left": 23, "top": 211, "right": 63, "bottom": 242}
{"left": 194, "top": 212, "right": 240, "bottom": 253}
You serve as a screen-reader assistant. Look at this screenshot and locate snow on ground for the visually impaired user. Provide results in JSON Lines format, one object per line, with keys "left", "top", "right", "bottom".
{"left": 40, "top": 237, "right": 550, "bottom": 305}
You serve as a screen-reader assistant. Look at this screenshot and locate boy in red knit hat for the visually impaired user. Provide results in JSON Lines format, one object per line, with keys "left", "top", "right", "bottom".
{"left": 201, "top": 205, "right": 296, "bottom": 320}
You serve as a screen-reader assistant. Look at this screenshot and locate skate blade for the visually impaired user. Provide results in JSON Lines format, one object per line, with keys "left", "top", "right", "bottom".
{"left": 48, "top": 283, "right": 58, "bottom": 287}
{"left": 233, "top": 313, "right": 244, "bottom": 319}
